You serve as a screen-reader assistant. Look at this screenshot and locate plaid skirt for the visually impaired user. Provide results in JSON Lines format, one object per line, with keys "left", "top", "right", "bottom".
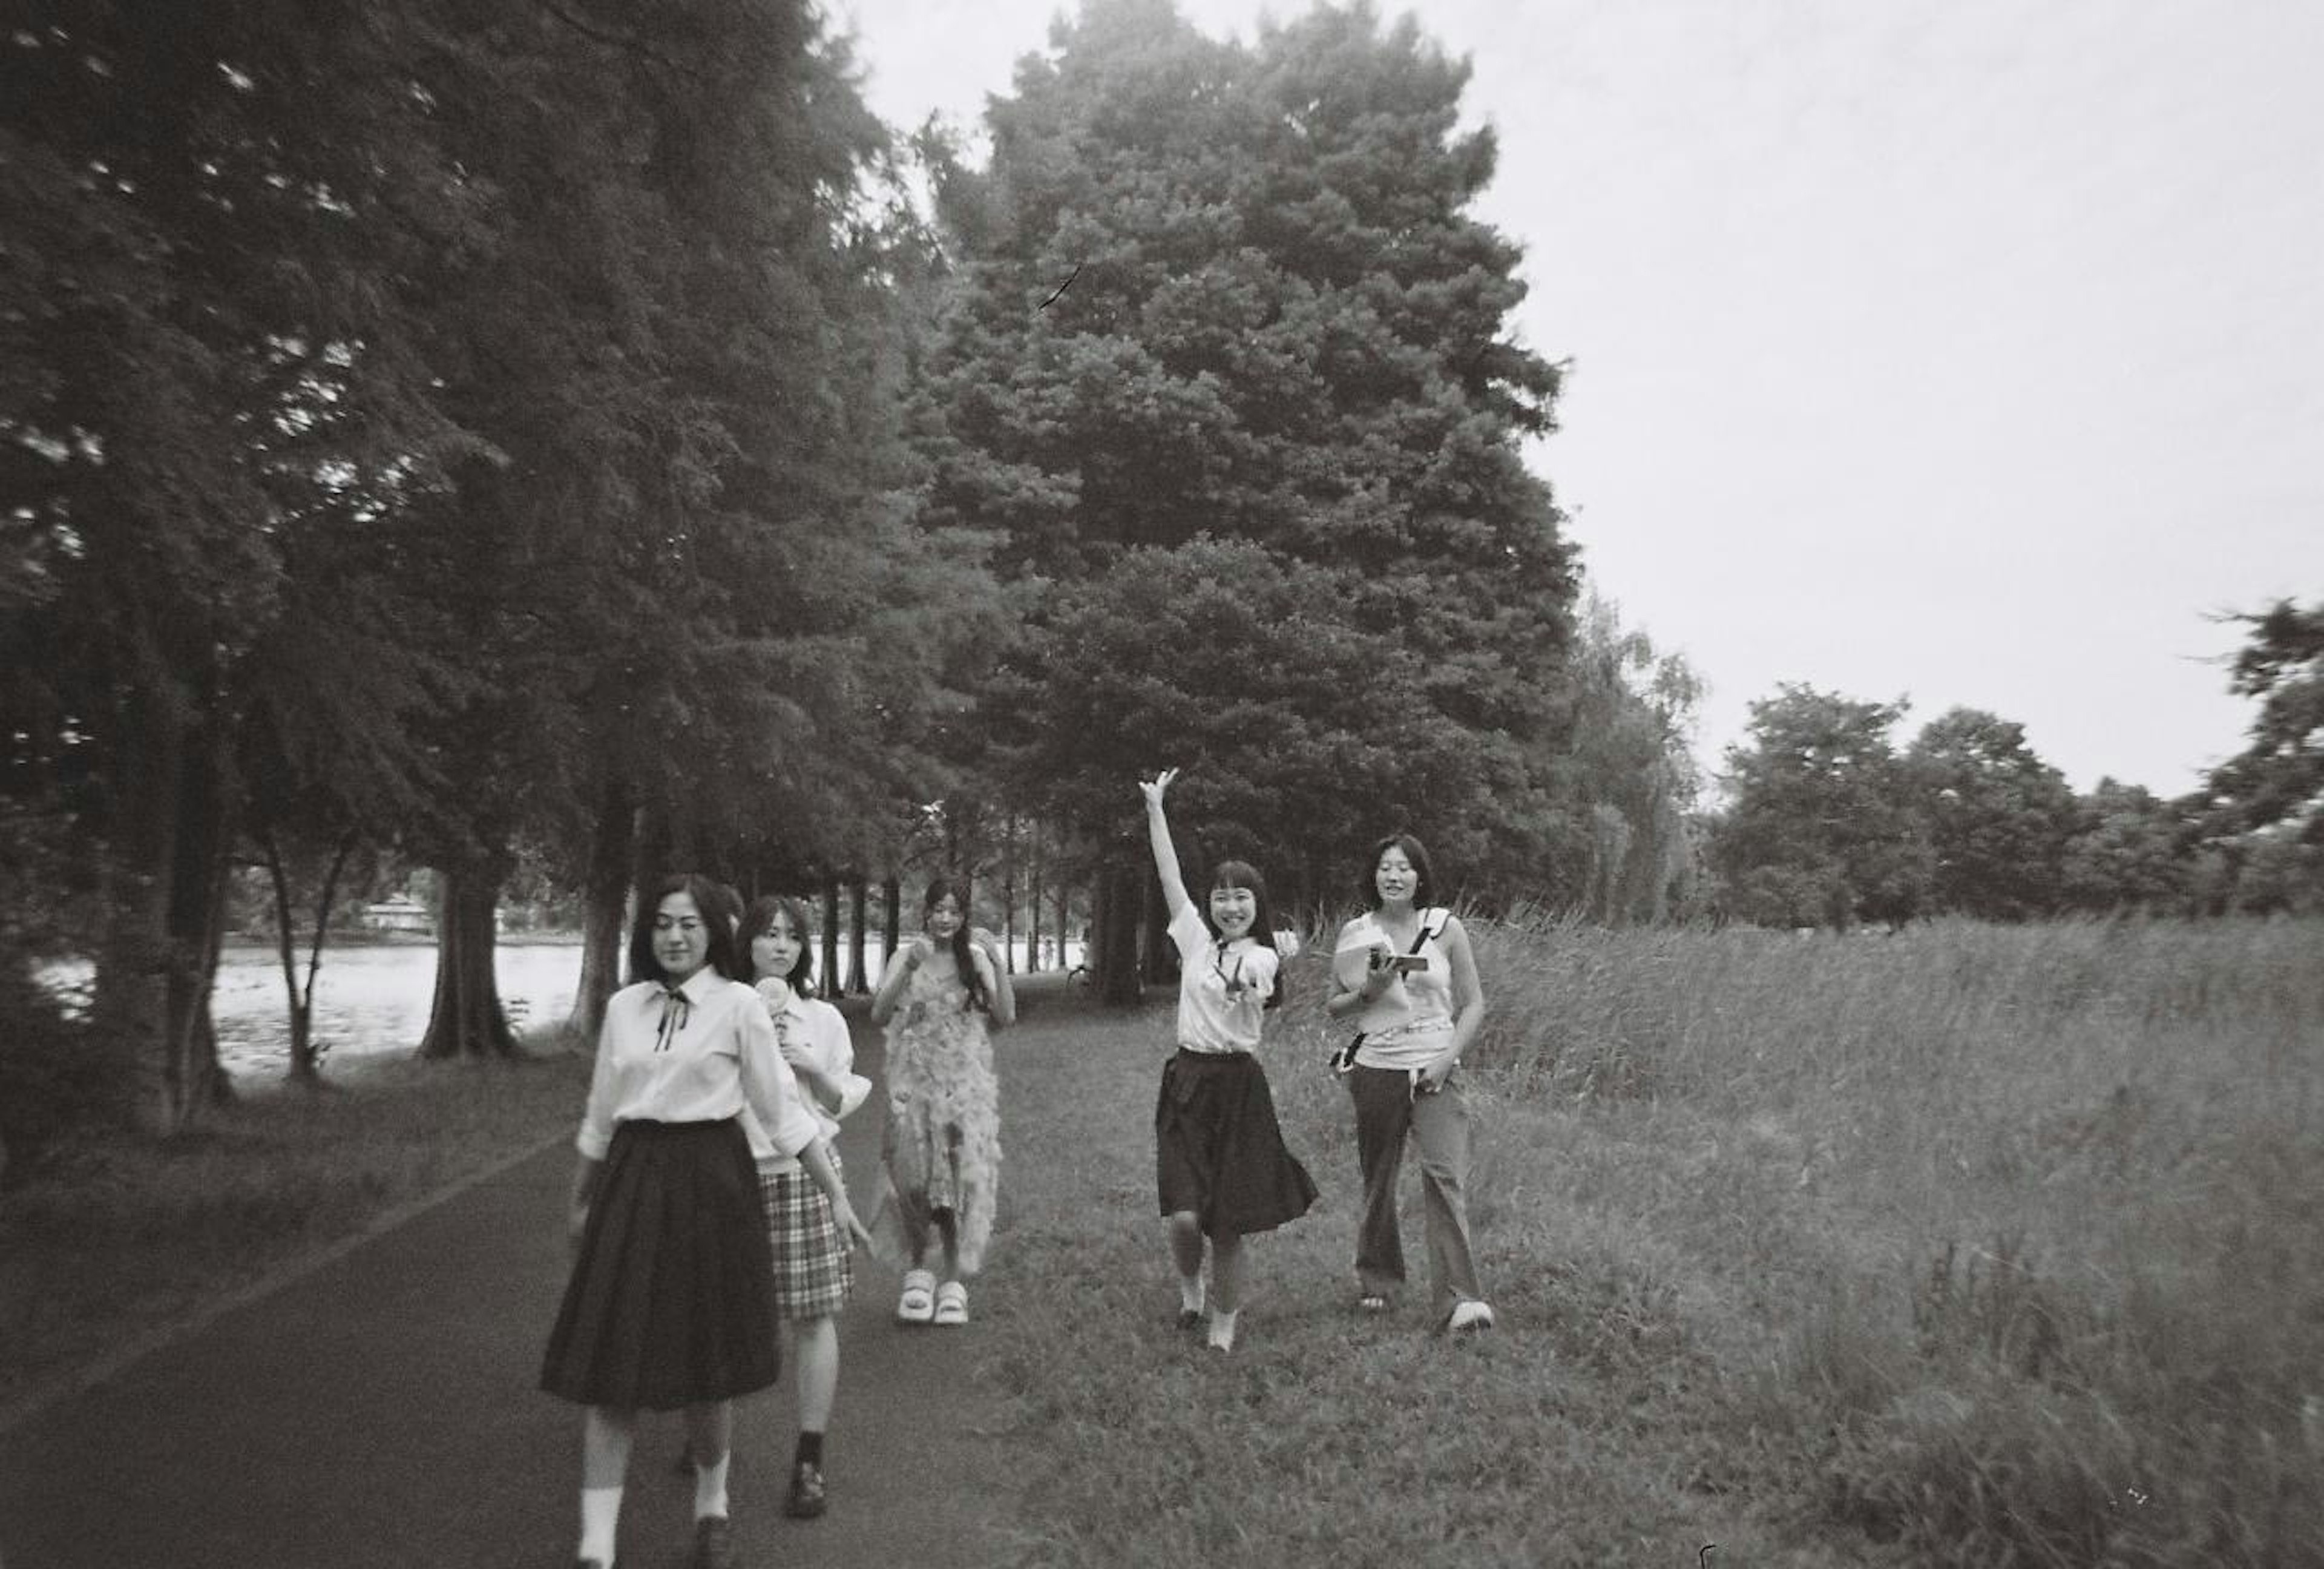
{"left": 540, "top": 1118, "right": 779, "bottom": 1410}
{"left": 1156, "top": 1050, "right": 1319, "bottom": 1240}
{"left": 759, "top": 1150, "right": 853, "bottom": 1320}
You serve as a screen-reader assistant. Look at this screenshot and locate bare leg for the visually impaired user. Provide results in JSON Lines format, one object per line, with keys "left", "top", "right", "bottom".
{"left": 579, "top": 1405, "right": 635, "bottom": 1564}
{"left": 794, "top": 1316, "right": 840, "bottom": 1432}
{"left": 1210, "top": 1232, "right": 1247, "bottom": 1314}
{"left": 1167, "top": 1211, "right": 1206, "bottom": 1283}
{"left": 681, "top": 1400, "right": 732, "bottom": 1470}
{"left": 582, "top": 1406, "right": 635, "bottom": 1489}
{"left": 934, "top": 1207, "right": 962, "bottom": 1283}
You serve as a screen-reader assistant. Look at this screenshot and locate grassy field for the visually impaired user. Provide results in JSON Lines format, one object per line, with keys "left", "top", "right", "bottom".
{"left": 0, "top": 1041, "right": 589, "bottom": 1419}
{"left": 973, "top": 918, "right": 2324, "bottom": 1569}
{"left": 8, "top": 918, "right": 2315, "bottom": 1565}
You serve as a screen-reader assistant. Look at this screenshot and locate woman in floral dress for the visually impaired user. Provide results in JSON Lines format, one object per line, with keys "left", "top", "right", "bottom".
{"left": 868, "top": 878, "right": 1013, "bottom": 1326}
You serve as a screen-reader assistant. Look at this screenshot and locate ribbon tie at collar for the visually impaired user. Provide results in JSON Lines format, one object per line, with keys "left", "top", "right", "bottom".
{"left": 653, "top": 984, "right": 691, "bottom": 1051}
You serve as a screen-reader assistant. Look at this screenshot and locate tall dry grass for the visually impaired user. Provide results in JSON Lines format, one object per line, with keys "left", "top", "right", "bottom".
{"left": 1274, "top": 915, "right": 2322, "bottom": 1566}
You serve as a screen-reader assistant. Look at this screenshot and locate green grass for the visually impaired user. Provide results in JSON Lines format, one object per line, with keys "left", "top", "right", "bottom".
{"left": 0, "top": 1041, "right": 589, "bottom": 1416}
{"left": 973, "top": 919, "right": 2324, "bottom": 1568}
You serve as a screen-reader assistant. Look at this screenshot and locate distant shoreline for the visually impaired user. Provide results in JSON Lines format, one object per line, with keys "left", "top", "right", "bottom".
{"left": 215, "top": 932, "right": 586, "bottom": 951}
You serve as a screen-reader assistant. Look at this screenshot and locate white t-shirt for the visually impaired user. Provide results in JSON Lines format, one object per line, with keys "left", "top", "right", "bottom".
{"left": 1169, "top": 902, "right": 1279, "bottom": 1054}
{"left": 576, "top": 970, "right": 820, "bottom": 1162}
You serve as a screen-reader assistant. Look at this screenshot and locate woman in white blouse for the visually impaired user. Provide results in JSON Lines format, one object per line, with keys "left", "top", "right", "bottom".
{"left": 1325, "top": 834, "right": 1494, "bottom": 1333}
{"left": 540, "top": 872, "right": 861, "bottom": 1569}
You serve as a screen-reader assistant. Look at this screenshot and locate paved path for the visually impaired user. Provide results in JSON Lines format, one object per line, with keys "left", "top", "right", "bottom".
{"left": 0, "top": 1008, "right": 1017, "bottom": 1569}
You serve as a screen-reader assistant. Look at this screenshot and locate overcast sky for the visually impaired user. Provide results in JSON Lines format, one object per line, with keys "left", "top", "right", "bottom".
{"left": 831, "top": 0, "right": 2323, "bottom": 797}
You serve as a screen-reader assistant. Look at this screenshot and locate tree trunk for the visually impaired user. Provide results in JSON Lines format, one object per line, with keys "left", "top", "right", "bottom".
{"left": 1026, "top": 835, "right": 1042, "bottom": 973}
{"left": 883, "top": 876, "right": 901, "bottom": 972}
{"left": 418, "top": 863, "right": 518, "bottom": 1058}
{"left": 845, "top": 880, "right": 868, "bottom": 995}
{"left": 566, "top": 780, "right": 635, "bottom": 1043}
{"left": 819, "top": 879, "right": 842, "bottom": 996}
{"left": 1002, "top": 814, "right": 1018, "bottom": 974}
{"left": 1141, "top": 860, "right": 1173, "bottom": 986}
{"left": 90, "top": 683, "right": 184, "bottom": 1135}
{"left": 165, "top": 739, "right": 234, "bottom": 1116}
{"left": 91, "top": 695, "right": 233, "bottom": 1133}
{"left": 1094, "top": 854, "right": 1144, "bottom": 1005}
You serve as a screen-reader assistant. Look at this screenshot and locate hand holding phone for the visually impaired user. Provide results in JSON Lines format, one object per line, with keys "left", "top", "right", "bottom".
{"left": 1387, "top": 953, "right": 1429, "bottom": 975}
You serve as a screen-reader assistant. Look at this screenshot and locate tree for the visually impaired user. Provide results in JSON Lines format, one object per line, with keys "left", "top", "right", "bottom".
{"left": 2, "top": 2, "right": 484, "bottom": 1128}
{"left": 1903, "top": 707, "right": 2078, "bottom": 920}
{"left": 2204, "top": 599, "right": 2324, "bottom": 846}
{"left": 915, "top": 0, "right": 1580, "bottom": 988}
{"left": 1549, "top": 595, "right": 1705, "bottom": 923}
{"left": 2060, "top": 779, "right": 2190, "bottom": 914}
{"left": 1709, "top": 685, "right": 1931, "bottom": 929}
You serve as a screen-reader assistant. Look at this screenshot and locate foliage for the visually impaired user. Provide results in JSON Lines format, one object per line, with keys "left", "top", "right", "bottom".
{"left": 2204, "top": 598, "right": 2324, "bottom": 846}
{"left": 1902, "top": 707, "right": 2078, "bottom": 921}
{"left": 1709, "top": 685, "right": 1932, "bottom": 927}
{"left": 916, "top": 0, "right": 1580, "bottom": 922}
{"left": 2060, "top": 778, "right": 2191, "bottom": 914}
{"left": 1546, "top": 594, "right": 1705, "bottom": 922}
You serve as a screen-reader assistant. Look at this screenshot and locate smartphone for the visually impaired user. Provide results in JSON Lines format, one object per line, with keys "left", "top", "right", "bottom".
{"left": 1387, "top": 953, "right": 1430, "bottom": 975}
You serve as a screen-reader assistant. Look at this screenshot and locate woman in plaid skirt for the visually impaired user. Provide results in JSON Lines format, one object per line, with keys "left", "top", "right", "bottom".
{"left": 738, "top": 895, "right": 876, "bottom": 1519}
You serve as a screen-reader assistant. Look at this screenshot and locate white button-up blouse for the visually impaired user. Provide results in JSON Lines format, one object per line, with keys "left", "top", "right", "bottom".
{"left": 575, "top": 968, "right": 820, "bottom": 1163}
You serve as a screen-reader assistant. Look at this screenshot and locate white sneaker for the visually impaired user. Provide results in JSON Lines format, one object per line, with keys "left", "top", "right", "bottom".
{"left": 1446, "top": 1299, "right": 1496, "bottom": 1333}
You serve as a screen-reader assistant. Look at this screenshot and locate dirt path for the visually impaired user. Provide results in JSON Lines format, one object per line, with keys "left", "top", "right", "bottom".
{"left": 0, "top": 989, "right": 1046, "bottom": 1569}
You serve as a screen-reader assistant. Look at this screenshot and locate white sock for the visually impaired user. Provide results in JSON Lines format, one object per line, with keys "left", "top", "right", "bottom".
{"left": 1207, "top": 1308, "right": 1239, "bottom": 1350}
{"left": 693, "top": 1450, "right": 730, "bottom": 1519}
{"left": 580, "top": 1485, "right": 622, "bottom": 1563}
{"left": 1179, "top": 1273, "right": 1205, "bottom": 1312}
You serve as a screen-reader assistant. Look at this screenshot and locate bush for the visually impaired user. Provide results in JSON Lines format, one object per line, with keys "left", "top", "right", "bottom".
{"left": 0, "top": 969, "right": 111, "bottom": 1186}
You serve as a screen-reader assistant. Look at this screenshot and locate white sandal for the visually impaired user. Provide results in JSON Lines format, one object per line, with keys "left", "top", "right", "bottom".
{"left": 932, "top": 1279, "right": 970, "bottom": 1326}
{"left": 896, "top": 1268, "right": 936, "bottom": 1324}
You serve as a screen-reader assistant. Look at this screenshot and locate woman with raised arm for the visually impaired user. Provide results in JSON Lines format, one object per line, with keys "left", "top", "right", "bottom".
{"left": 1142, "top": 767, "right": 1317, "bottom": 1353}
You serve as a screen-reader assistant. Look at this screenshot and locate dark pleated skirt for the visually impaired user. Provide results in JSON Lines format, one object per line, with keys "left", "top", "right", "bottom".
{"left": 1155, "top": 1049, "right": 1319, "bottom": 1240}
{"left": 540, "top": 1118, "right": 778, "bottom": 1410}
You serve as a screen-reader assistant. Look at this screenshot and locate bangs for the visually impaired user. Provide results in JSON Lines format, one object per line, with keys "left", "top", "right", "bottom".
{"left": 1211, "top": 860, "right": 1266, "bottom": 895}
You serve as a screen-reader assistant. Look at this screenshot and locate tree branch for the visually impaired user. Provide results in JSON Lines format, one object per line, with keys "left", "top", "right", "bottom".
{"left": 531, "top": 0, "right": 712, "bottom": 85}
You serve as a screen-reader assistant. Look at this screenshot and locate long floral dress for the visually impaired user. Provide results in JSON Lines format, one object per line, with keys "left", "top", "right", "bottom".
{"left": 870, "top": 954, "right": 1000, "bottom": 1275}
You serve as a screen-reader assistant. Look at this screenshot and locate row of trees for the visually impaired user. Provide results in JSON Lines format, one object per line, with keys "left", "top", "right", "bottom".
{"left": 6, "top": 0, "right": 1711, "bottom": 1139}
{"left": 1706, "top": 604, "right": 2323, "bottom": 928}
{"left": 10, "top": 0, "right": 2304, "bottom": 1154}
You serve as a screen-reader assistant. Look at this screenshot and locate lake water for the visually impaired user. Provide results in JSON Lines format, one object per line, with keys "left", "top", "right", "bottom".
{"left": 53, "top": 936, "right": 1088, "bottom": 1082}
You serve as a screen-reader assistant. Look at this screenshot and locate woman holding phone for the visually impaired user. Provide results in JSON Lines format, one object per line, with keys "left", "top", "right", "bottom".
{"left": 1324, "top": 832, "right": 1494, "bottom": 1331}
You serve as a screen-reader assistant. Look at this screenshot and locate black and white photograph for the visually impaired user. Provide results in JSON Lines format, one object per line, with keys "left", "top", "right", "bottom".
{"left": 2, "top": 1, "right": 2319, "bottom": 1565}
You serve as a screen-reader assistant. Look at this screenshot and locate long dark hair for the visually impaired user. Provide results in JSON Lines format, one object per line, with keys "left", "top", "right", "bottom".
{"left": 1359, "top": 832, "right": 1438, "bottom": 911}
{"left": 737, "top": 894, "right": 816, "bottom": 996}
{"left": 628, "top": 872, "right": 742, "bottom": 985}
{"left": 1207, "top": 858, "right": 1284, "bottom": 1010}
{"left": 921, "top": 878, "right": 990, "bottom": 1013}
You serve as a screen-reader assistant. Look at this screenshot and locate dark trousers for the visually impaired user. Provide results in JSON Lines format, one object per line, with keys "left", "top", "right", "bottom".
{"left": 1345, "top": 1064, "right": 1484, "bottom": 1318}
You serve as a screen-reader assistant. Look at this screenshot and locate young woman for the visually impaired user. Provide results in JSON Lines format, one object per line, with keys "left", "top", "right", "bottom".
{"left": 867, "top": 878, "right": 1014, "bottom": 1326}
{"left": 1142, "top": 768, "right": 1318, "bottom": 1353}
{"left": 738, "top": 895, "right": 875, "bottom": 1518}
{"left": 1326, "top": 834, "right": 1494, "bottom": 1331}
{"left": 540, "top": 873, "right": 859, "bottom": 1569}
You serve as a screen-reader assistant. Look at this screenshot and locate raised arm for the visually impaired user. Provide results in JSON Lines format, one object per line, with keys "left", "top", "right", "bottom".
{"left": 1140, "top": 766, "right": 1192, "bottom": 919}
{"left": 971, "top": 929, "right": 1017, "bottom": 1027}
{"left": 868, "top": 939, "right": 921, "bottom": 1026}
